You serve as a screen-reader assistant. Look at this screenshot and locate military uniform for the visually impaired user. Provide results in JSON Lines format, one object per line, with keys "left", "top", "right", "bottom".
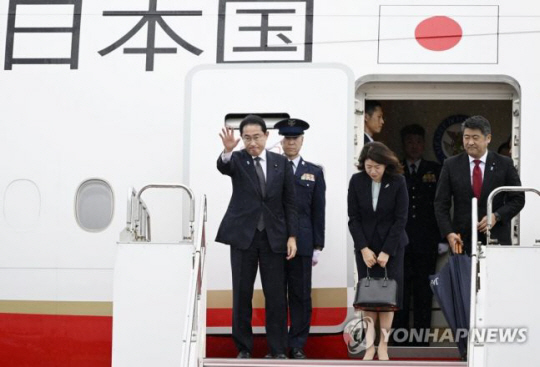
{"left": 286, "top": 157, "right": 325, "bottom": 350}
{"left": 274, "top": 118, "right": 326, "bottom": 358}
{"left": 393, "top": 158, "right": 441, "bottom": 345}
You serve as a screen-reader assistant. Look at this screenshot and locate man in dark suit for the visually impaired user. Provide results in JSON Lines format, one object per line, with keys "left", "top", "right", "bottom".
{"left": 364, "top": 100, "right": 385, "bottom": 144}
{"left": 434, "top": 115, "right": 525, "bottom": 254}
{"left": 393, "top": 124, "right": 441, "bottom": 346}
{"left": 216, "top": 115, "right": 298, "bottom": 359}
{"left": 275, "top": 118, "right": 326, "bottom": 359}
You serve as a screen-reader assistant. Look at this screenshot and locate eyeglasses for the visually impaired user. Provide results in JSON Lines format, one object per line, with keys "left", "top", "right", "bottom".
{"left": 242, "top": 135, "right": 263, "bottom": 143}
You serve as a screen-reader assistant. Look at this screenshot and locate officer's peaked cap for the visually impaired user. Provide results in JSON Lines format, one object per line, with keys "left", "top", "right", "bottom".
{"left": 274, "top": 118, "right": 310, "bottom": 137}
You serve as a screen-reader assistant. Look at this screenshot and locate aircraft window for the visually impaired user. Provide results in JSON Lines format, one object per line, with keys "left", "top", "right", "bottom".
{"left": 75, "top": 179, "right": 114, "bottom": 232}
{"left": 3, "top": 179, "right": 41, "bottom": 230}
{"left": 225, "top": 113, "right": 290, "bottom": 129}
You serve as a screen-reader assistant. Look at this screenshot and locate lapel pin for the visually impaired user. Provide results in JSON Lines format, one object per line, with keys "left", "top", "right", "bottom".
{"left": 384, "top": 183, "right": 390, "bottom": 189}
{"left": 302, "top": 161, "right": 306, "bottom": 166}
{"left": 247, "top": 161, "right": 250, "bottom": 165}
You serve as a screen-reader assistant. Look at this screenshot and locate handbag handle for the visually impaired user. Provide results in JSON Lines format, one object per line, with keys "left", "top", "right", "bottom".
{"left": 364, "top": 266, "right": 389, "bottom": 287}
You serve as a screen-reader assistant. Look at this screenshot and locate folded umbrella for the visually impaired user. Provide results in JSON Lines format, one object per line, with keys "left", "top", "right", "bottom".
{"left": 429, "top": 254, "right": 472, "bottom": 358}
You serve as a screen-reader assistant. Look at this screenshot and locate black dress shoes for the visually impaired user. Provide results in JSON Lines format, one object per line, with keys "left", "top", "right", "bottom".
{"left": 264, "top": 353, "right": 287, "bottom": 359}
{"left": 290, "top": 348, "right": 307, "bottom": 359}
{"left": 237, "top": 351, "right": 251, "bottom": 359}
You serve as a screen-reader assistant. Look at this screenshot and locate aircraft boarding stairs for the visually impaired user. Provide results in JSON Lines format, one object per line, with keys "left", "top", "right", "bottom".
{"left": 111, "top": 185, "right": 540, "bottom": 367}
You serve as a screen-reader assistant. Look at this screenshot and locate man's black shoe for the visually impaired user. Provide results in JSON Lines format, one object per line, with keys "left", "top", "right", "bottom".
{"left": 290, "top": 348, "right": 307, "bottom": 359}
{"left": 237, "top": 351, "right": 251, "bottom": 359}
{"left": 265, "top": 353, "right": 288, "bottom": 359}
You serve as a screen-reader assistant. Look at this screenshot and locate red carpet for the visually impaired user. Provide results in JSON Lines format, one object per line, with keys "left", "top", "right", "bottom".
{"left": 206, "top": 334, "right": 349, "bottom": 359}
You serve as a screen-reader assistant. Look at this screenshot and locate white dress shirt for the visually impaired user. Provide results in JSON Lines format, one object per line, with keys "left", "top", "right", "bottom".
{"left": 365, "top": 133, "right": 374, "bottom": 143}
{"left": 407, "top": 158, "right": 422, "bottom": 174}
{"left": 468, "top": 151, "right": 488, "bottom": 184}
{"left": 372, "top": 180, "right": 381, "bottom": 211}
{"left": 288, "top": 156, "right": 301, "bottom": 174}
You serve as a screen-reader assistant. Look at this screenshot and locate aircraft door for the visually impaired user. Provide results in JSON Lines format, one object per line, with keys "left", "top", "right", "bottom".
{"left": 184, "top": 64, "right": 355, "bottom": 334}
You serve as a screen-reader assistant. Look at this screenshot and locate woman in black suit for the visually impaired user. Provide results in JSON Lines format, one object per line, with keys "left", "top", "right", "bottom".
{"left": 348, "top": 142, "right": 408, "bottom": 360}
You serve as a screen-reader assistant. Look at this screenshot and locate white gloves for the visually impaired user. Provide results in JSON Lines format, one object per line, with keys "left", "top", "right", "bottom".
{"left": 438, "top": 242, "right": 449, "bottom": 255}
{"left": 312, "top": 249, "right": 322, "bottom": 266}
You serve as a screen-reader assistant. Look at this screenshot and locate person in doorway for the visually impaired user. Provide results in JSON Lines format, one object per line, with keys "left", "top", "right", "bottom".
{"left": 216, "top": 114, "right": 298, "bottom": 359}
{"left": 274, "top": 118, "right": 326, "bottom": 359}
{"left": 348, "top": 142, "right": 408, "bottom": 361}
{"left": 434, "top": 116, "right": 525, "bottom": 254}
{"left": 364, "top": 100, "right": 385, "bottom": 144}
{"left": 497, "top": 137, "right": 512, "bottom": 157}
{"left": 392, "top": 124, "right": 441, "bottom": 346}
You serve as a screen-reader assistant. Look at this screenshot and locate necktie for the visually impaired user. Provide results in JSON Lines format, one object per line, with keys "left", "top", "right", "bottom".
{"left": 410, "top": 163, "right": 417, "bottom": 176}
{"left": 472, "top": 159, "right": 483, "bottom": 199}
{"left": 289, "top": 160, "right": 295, "bottom": 174}
{"left": 254, "top": 157, "right": 266, "bottom": 230}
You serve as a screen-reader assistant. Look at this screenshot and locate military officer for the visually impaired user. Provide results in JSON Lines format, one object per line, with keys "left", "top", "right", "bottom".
{"left": 393, "top": 124, "right": 441, "bottom": 346}
{"left": 275, "top": 118, "right": 326, "bottom": 359}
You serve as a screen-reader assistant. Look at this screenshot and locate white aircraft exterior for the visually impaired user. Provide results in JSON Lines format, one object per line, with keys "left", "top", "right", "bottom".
{"left": 1, "top": 0, "right": 539, "bottom": 366}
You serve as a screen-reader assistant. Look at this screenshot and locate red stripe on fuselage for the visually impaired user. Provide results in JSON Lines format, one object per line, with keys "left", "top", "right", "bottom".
{"left": 207, "top": 307, "right": 348, "bottom": 327}
{"left": 0, "top": 308, "right": 347, "bottom": 365}
{"left": 0, "top": 313, "right": 111, "bottom": 367}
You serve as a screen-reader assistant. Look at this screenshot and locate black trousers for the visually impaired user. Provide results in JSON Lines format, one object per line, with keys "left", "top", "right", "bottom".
{"left": 393, "top": 250, "right": 437, "bottom": 345}
{"left": 286, "top": 254, "right": 312, "bottom": 348}
{"left": 230, "top": 230, "right": 287, "bottom": 355}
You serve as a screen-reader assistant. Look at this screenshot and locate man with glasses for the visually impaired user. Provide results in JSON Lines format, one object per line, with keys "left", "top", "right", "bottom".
{"left": 216, "top": 114, "right": 298, "bottom": 359}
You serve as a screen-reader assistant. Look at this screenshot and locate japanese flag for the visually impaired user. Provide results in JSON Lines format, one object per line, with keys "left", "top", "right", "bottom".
{"left": 378, "top": 5, "right": 499, "bottom": 64}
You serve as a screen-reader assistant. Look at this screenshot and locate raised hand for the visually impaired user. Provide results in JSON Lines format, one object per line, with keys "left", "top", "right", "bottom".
{"left": 219, "top": 126, "right": 240, "bottom": 153}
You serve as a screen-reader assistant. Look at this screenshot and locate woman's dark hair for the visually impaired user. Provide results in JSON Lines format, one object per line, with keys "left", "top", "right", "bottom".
{"left": 358, "top": 142, "right": 404, "bottom": 175}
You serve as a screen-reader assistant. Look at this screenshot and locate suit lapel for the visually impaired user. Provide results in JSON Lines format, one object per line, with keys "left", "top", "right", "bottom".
{"left": 361, "top": 173, "right": 375, "bottom": 213}
{"left": 417, "top": 159, "right": 427, "bottom": 178}
{"left": 376, "top": 174, "right": 392, "bottom": 212}
{"left": 402, "top": 159, "right": 411, "bottom": 180}
{"left": 242, "top": 150, "right": 263, "bottom": 197}
{"left": 459, "top": 153, "right": 474, "bottom": 198}
{"left": 480, "top": 152, "right": 496, "bottom": 201}
{"left": 265, "top": 150, "right": 275, "bottom": 194}
{"left": 295, "top": 157, "right": 308, "bottom": 179}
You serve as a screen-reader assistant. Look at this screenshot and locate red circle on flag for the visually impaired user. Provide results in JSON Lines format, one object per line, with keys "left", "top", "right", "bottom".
{"left": 415, "top": 16, "right": 463, "bottom": 51}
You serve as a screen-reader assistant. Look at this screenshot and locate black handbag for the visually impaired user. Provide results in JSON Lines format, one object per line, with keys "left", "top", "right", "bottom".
{"left": 353, "top": 266, "right": 399, "bottom": 312}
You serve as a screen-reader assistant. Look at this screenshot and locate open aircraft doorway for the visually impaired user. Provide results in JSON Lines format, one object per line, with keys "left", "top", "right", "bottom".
{"left": 353, "top": 75, "right": 519, "bottom": 361}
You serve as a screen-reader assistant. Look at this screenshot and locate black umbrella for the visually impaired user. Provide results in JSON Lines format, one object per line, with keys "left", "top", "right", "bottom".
{"left": 429, "top": 254, "right": 472, "bottom": 358}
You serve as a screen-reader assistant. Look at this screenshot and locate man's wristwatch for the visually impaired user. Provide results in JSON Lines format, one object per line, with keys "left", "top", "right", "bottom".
{"left": 494, "top": 212, "right": 501, "bottom": 222}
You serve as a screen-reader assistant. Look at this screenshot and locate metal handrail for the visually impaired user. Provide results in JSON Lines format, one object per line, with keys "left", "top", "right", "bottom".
{"left": 180, "top": 195, "right": 207, "bottom": 367}
{"left": 120, "top": 187, "right": 151, "bottom": 242}
{"left": 135, "top": 184, "right": 196, "bottom": 241}
{"left": 467, "top": 198, "right": 479, "bottom": 363}
{"left": 486, "top": 186, "right": 540, "bottom": 245}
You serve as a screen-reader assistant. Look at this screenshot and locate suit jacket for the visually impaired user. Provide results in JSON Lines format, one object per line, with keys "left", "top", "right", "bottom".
{"left": 215, "top": 149, "right": 298, "bottom": 253}
{"left": 403, "top": 159, "right": 441, "bottom": 254}
{"left": 434, "top": 151, "right": 525, "bottom": 248}
{"left": 293, "top": 158, "right": 326, "bottom": 257}
{"left": 348, "top": 172, "right": 409, "bottom": 256}
{"left": 364, "top": 133, "right": 373, "bottom": 144}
